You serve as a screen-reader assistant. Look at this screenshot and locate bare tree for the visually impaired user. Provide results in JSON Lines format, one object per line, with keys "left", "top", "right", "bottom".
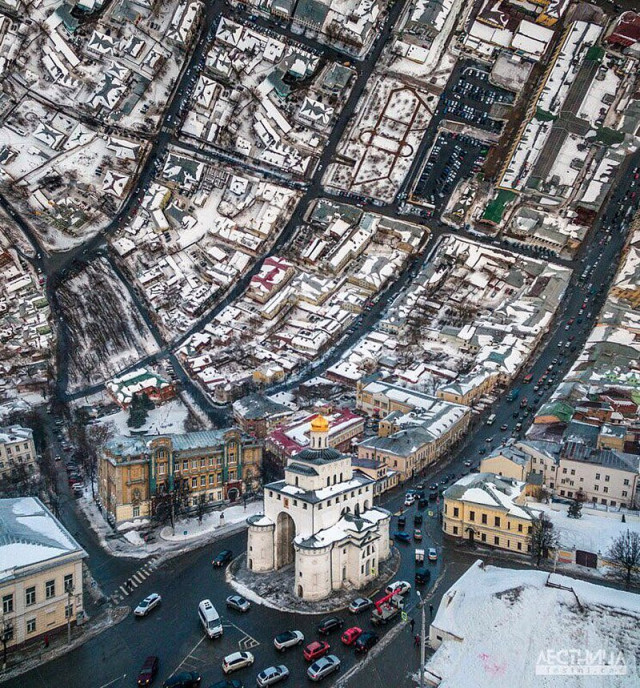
{"left": 529, "top": 513, "right": 558, "bottom": 566}
{"left": 606, "top": 530, "right": 640, "bottom": 588}
{"left": 70, "top": 419, "right": 115, "bottom": 500}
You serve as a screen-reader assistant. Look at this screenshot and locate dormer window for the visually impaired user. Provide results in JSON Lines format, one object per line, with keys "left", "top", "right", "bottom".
{"left": 295, "top": 477, "right": 299, "bottom": 487}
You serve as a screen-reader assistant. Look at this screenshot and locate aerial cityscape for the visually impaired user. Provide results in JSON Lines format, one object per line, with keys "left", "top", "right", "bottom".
{"left": 0, "top": 0, "right": 639, "bottom": 686}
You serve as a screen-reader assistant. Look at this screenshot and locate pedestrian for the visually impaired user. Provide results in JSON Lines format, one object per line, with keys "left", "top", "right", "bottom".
{"left": 414, "top": 634, "right": 420, "bottom": 648}
{"left": 429, "top": 603, "right": 434, "bottom": 618}
{"left": 410, "top": 618, "right": 415, "bottom": 633}
{"left": 44, "top": 634, "right": 49, "bottom": 649}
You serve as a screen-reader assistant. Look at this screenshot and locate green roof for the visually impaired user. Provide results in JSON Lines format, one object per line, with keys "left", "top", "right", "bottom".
{"left": 537, "top": 401, "right": 574, "bottom": 423}
{"left": 294, "top": 0, "right": 330, "bottom": 27}
{"left": 481, "top": 189, "right": 515, "bottom": 225}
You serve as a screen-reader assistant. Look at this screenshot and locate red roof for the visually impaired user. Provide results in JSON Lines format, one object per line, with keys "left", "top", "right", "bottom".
{"left": 606, "top": 11, "right": 640, "bottom": 47}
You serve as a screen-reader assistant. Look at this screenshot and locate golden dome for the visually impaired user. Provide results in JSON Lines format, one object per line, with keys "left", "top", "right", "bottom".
{"left": 310, "top": 415, "right": 329, "bottom": 433}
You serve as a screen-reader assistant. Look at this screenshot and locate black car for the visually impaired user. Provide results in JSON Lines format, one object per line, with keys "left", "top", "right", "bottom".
{"left": 137, "top": 656, "right": 159, "bottom": 686}
{"left": 418, "top": 498, "right": 428, "bottom": 509}
{"left": 317, "top": 617, "right": 344, "bottom": 635}
{"left": 208, "top": 681, "right": 243, "bottom": 688}
{"left": 397, "top": 516, "right": 406, "bottom": 528}
{"left": 414, "top": 514, "right": 423, "bottom": 526}
{"left": 212, "top": 550, "right": 233, "bottom": 567}
{"left": 354, "top": 631, "right": 379, "bottom": 653}
{"left": 415, "top": 567, "right": 431, "bottom": 585}
{"left": 162, "top": 671, "right": 201, "bottom": 688}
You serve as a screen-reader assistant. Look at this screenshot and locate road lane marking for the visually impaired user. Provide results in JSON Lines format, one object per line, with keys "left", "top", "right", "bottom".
{"left": 118, "top": 585, "right": 127, "bottom": 596}
{"left": 170, "top": 635, "right": 206, "bottom": 677}
{"left": 97, "top": 675, "right": 127, "bottom": 688}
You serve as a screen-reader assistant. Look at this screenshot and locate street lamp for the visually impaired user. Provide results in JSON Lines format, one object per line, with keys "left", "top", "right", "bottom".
{"left": 416, "top": 590, "right": 427, "bottom": 688}
{"left": 1, "top": 617, "right": 13, "bottom": 670}
{"left": 65, "top": 581, "right": 74, "bottom": 644}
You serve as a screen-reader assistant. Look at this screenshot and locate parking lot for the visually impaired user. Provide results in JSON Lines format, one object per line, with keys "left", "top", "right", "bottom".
{"left": 440, "top": 61, "right": 514, "bottom": 134}
{"left": 411, "top": 131, "right": 488, "bottom": 208}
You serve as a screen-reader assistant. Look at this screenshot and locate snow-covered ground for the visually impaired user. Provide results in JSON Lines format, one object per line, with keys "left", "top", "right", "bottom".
{"left": 423, "top": 560, "right": 639, "bottom": 687}
{"left": 95, "top": 399, "right": 189, "bottom": 436}
{"left": 160, "top": 500, "right": 262, "bottom": 542}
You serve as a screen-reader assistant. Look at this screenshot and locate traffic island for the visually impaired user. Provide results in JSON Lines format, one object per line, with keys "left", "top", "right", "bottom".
{"left": 226, "top": 548, "right": 401, "bottom": 614}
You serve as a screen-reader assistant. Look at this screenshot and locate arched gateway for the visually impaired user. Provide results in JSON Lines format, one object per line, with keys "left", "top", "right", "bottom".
{"left": 247, "top": 416, "right": 391, "bottom": 601}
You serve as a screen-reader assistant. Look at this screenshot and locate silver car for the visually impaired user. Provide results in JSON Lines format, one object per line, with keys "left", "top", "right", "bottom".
{"left": 307, "top": 655, "right": 340, "bottom": 682}
{"left": 226, "top": 595, "right": 250, "bottom": 612}
{"left": 134, "top": 593, "right": 161, "bottom": 617}
{"left": 348, "top": 597, "right": 372, "bottom": 614}
{"left": 256, "top": 664, "right": 289, "bottom": 687}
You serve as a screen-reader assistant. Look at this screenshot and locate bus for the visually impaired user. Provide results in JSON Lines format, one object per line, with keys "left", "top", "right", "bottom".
{"left": 523, "top": 374, "right": 533, "bottom": 384}
{"left": 486, "top": 414, "right": 496, "bottom": 425}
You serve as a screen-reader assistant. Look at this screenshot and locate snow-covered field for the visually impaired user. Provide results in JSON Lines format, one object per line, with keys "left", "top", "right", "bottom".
{"left": 58, "top": 258, "right": 160, "bottom": 392}
{"left": 95, "top": 399, "right": 189, "bottom": 436}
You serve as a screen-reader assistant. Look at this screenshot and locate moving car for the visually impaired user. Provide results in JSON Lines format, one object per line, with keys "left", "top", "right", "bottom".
{"left": 404, "top": 494, "right": 415, "bottom": 506}
{"left": 303, "top": 640, "right": 330, "bottom": 662}
{"left": 198, "top": 599, "right": 223, "bottom": 639}
{"left": 273, "top": 630, "right": 304, "bottom": 651}
{"left": 256, "top": 665, "right": 289, "bottom": 687}
{"left": 317, "top": 617, "right": 344, "bottom": 635}
{"left": 385, "top": 580, "right": 411, "bottom": 596}
{"left": 208, "top": 681, "right": 243, "bottom": 688}
{"left": 137, "top": 655, "right": 159, "bottom": 686}
{"left": 307, "top": 655, "right": 340, "bottom": 682}
{"left": 222, "top": 652, "right": 254, "bottom": 675}
{"left": 134, "top": 593, "right": 162, "bottom": 617}
{"left": 341, "top": 627, "right": 362, "bottom": 645}
{"left": 428, "top": 548, "right": 438, "bottom": 562}
{"left": 162, "top": 672, "right": 201, "bottom": 688}
{"left": 354, "top": 631, "right": 379, "bottom": 653}
{"left": 415, "top": 567, "right": 431, "bottom": 585}
{"left": 212, "top": 550, "right": 233, "bottom": 567}
{"left": 393, "top": 531, "right": 411, "bottom": 543}
{"left": 226, "top": 595, "right": 250, "bottom": 613}
{"left": 348, "top": 597, "right": 372, "bottom": 614}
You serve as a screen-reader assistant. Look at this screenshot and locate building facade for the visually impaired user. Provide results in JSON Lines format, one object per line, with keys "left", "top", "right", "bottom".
{"left": 232, "top": 393, "right": 294, "bottom": 439}
{"left": 247, "top": 417, "right": 390, "bottom": 601}
{"left": 99, "top": 429, "right": 262, "bottom": 525}
{"left": 0, "top": 497, "right": 86, "bottom": 651}
{"left": 443, "top": 473, "right": 540, "bottom": 554}
{"left": 0, "top": 426, "right": 37, "bottom": 479}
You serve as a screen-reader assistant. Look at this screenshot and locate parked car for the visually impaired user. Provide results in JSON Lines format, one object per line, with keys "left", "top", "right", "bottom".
{"left": 212, "top": 550, "right": 233, "bottom": 567}
{"left": 303, "top": 640, "right": 330, "bottom": 662}
{"left": 137, "top": 655, "right": 159, "bottom": 686}
{"left": 134, "top": 593, "right": 162, "bottom": 617}
{"left": 162, "top": 672, "right": 201, "bottom": 688}
{"left": 222, "top": 651, "right": 254, "bottom": 675}
{"left": 414, "top": 529, "right": 423, "bottom": 541}
{"left": 341, "top": 627, "right": 362, "bottom": 646}
{"left": 397, "top": 516, "right": 406, "bottom": 528}
{"left": 273, "top": 630, "right": 304, "bottom": 651}
{"left": 226, "top": 595, "right": 250, "bottom": 613}
{"left": 348, "top": 597, "right": 372, "bottom": 614}
{"left": 428, "top": 548, "right": 438, "bottom": 562}
{"left": 208, "top": 682, "right": 243, "bottom": 688}
{"left": 393, "top": 531, "right": 411, "bottom": 543}
{"left": 354, "top": 631, "right": 379, "bottom": 654}
{"left": 256, "top": 665, "right": 289, "bottom": 687}
{"left": 307, "top": 655, "right": 340, "bottom": 682}
{"left": 386, "top": 580, "right": 411, "bottom": 596}
{"left": 317, "top": 617, "right": 344, "bottom": 635}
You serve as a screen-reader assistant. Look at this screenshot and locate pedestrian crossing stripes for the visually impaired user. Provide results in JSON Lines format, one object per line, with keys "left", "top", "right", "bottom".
{"left": 110, "top": 557, "right": 160, "bottom": 604}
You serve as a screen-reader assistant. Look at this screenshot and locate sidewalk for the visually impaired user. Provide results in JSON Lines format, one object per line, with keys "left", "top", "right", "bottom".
{"left": 75, "top": 492, "right": 262, "bottom": 561}
{"left": 0, "top": 605, "right": 128, "bottom": 684}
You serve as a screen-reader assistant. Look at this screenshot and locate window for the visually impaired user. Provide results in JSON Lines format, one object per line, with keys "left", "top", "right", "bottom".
{"left": 318, "top": 503, "right": 323, "bottom": 510}
{"left": 622, "top": 491, "right": 628, "bottom": 497}
{"left": 517, "top": 542, "right": 522, "bottom": 551}
{"left": 133, "top": 505, "right": 140, "bottom": 517}
{"left": 182, "top": 460, "right": 188, "bottom": 471}
{"left": 518, "top": 524, "right": 523, "bottom": 533}
{"left": 624, "top": 479, "right": 630, "bottom": 486}
{"left": 191, "top": 477, "right": 197, "bottom": 488}
{"left": 481, "top": 514, "right": 487, "bottom": 525}
{"left": 494, "top": 536, "right": 499, "bottom": 545}
{"left": 594, "top": 485, "right": 599, "bottom": 491}
{"left": 45, "top": 580, "right": 55, "bottom": 599}
{"left": 603, "top": 487, "right": 608, "bottom": 494}
{"left": 26, "top": 618, "right": 36, "bottom": 634}
{"left": 453, "top": 507, "right": 459, "bottom": 518}
{"left": 200, "top": 475, "right": 206, "bottom": 486}
{"left": 191, "top": 459, "right": 197, "bottom": 470}
{"left": 209, "top": 474, "right": 215, "bottom": 485}
{"left": 527, "top": 526, "right": 532, "bottom": 534}
{"left": 2, "top": 594, "right": 13, "bottom": 614}
{"left": 25, "top": 587, "right": 36, "bottom": 606}
{"left": 453, "top": 526, "right": 458, "bottom": 535}
{"left": 158, "top": 464, "right": 166, "bottom": 475}
{"left": 293, "top": 500, "right": 297, "bottom": 506}
{"left": 65, "top": 603, "right": 73, "bottom": 619}
{"left": 605, "top": 475, "right": 610, "bottom": 482}
{"left": 480, "top": 533, "right": 486, "bottom": 542}
{"left": 303, "top": 503, "right": 308, "bottom": 510}
{"left": 562, "top": 468, "right": 567, "bottom": 474}
{"left": 494, "top": 516, "right": 501, "bottom": 527}
{"left": 200, "top": 458, "right": 206, "bottom": 468}
{"left": 595, "top": 473, "right": 601, "bottom": 480}
{"left": 570, "top": 469, "right": 575, "bottom": 476}
{"left": 469, "top": 511, "right": 475, "bottom": 522}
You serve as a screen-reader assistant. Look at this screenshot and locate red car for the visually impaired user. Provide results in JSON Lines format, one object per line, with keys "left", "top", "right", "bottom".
{"left": 341, "top": 627, "right": 362, "bottom": 646}
{"left": 303, "top": 640, "right": 330, "bottom": 662}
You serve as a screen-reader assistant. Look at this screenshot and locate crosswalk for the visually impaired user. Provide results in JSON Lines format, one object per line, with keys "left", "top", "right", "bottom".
{"left": 111, "top": 556, "right": 161, "bottom": 604}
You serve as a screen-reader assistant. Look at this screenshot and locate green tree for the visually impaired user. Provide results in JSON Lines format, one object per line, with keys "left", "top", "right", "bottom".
{"left": 567, "top": 499, "right": 582, "bottom": 519}
{"left": 127, "top": 394, "right": 149, "bottom": 429}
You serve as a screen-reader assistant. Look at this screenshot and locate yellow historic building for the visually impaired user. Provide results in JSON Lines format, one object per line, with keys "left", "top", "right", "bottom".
{"left": 99, "top": 429, "right": 262, "bottom": 525}
{"left": 0, "top": 497, "right": 87, "bottom": 651}
{"left": 443, "top": 473, "right": 540, "bottom": 553}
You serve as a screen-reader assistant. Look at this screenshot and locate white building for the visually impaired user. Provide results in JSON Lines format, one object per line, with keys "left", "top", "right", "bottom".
{"left": 247, "top": 416, "right": 391, "bottom": 601}
{"left": 0, "top": 426, "right": 37, "bottom": 479}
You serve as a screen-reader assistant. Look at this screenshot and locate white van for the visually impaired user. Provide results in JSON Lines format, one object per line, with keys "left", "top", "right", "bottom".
{"left": 198, "top": 599, "right": 223, "bottom": 639}
{"left": 486, "top": 414, "right": 496, "bottom": 425}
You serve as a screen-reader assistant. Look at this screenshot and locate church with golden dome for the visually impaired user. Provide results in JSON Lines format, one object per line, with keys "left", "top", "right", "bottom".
{"left": 247, "top": 415, "right": 391, "bottom": 601}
